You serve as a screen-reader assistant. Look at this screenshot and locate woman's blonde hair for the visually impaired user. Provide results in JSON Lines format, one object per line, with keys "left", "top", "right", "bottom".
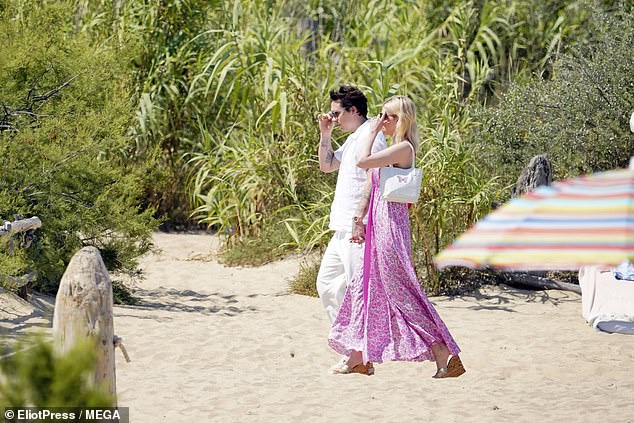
{"left": 382, "top": 95, "right": 419, "bottom": 153}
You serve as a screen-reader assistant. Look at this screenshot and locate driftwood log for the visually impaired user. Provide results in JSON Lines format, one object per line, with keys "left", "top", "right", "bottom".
{"left": 0, "top": 216, "right": 41, "bottom": 236}
{"left": 497, "top": 271, "right": 581, "bottom": 294}
{"left": 52, "top": 247, "right": 118, "bottom": 403}
{"left": 501, "top": 155, "right": 581, "bottom": 293}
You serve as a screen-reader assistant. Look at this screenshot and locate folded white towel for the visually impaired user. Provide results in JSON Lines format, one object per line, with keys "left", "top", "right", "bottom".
{"left": 579, "top": 266, "right": 634, "bottom": 335}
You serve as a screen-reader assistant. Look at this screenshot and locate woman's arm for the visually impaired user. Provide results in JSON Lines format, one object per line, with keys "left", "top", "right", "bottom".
{"left": 357, "top": 143, "right": 412, "bottom": 169}
{"left": 356, "top": 116, "right": 385, "bottom": 165}
{"left": 356, "top": 115, "right": 413, "bottom": 169}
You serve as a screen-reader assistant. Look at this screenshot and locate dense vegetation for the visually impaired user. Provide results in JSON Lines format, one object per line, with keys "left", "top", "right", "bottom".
{"left": 471, "top": 9, "right": 634, "bottom": 184}
{"left": 0, "top": 0, "right": 632, "bottom": 297}
{"left": 0, "top": 1, "right": 156, "bottom": 295}
{"left": 0, "top": 338, "right": 113, "bottom": 407}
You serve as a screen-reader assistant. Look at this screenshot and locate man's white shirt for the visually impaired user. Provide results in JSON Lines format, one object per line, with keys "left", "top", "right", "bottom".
{"left": 329, "top": 121, "right": 387, "bottom": 232}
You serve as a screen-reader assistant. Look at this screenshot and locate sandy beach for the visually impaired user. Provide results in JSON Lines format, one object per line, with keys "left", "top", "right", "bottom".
{"left": 4, "top": 232, "right": 634, "bottom": 422}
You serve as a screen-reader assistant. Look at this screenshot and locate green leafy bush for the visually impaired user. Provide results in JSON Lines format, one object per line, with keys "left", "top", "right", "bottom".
{"left": 170, "top": 0, "right": 604, "bottom": 293}
{"left": 470, "top": 6, "right": 634, "bottom": 191}
{"left": 0, "top": 337, "right": 113, "bottom": 407}
{"left": 289, "top": 259, "right": 320, "bottom": 297}
{"left": 2, "top": 0, "right": 622, "bottom": 298}
{"left": 0, "top": 2, "right": 157, "bottom": 294}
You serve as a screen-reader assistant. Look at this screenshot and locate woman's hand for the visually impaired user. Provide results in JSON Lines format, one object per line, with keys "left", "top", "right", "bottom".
{"left": 370, "top": 112, "right": 388, "bottom": 134}
{"left": 350, "top": 220, "right": 366, "bottom": 244}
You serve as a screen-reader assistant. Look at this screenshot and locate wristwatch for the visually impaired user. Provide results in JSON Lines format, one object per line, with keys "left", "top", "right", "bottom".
{"left": 353, "top": 216, "right": 361, "bottom": 224}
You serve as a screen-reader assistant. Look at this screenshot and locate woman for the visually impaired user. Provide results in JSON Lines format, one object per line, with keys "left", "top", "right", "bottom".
{"left": 328, "top": 96, "right": 465, "bottom": 378}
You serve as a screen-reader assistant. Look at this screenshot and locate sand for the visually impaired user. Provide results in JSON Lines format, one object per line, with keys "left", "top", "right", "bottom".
{"left": 4, "top": 232, "right": 634, "bottom": 422}
{"left": 0, "top": 289, "right": 54, "bottom": 353}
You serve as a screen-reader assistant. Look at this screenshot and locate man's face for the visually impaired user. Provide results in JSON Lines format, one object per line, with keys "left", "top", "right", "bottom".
{"left": 330, "top": 101, "right": 356, "bottom": 132}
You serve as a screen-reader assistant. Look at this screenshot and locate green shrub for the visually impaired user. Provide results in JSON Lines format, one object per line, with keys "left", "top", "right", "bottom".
{"left": 0, "top": 337, "right": 113, "bottom": 408}
{"left": 470, "top": 6, "right": 634, "bottom": 191}
{"left": 0, "top": 2, "right": 157, "bottom": 293}
{"left": 289, "top": 259, "right": 320, "bottom": 297}
{"left": 218, "top": 220, "right": 294, "bottom": 267}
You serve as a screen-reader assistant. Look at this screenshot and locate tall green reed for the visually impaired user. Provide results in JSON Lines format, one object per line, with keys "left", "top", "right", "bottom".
{"left": 63, "top": 0, "right": 601, "bottom": 290}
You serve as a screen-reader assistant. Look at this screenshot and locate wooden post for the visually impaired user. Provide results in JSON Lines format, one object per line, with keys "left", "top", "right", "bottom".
{"left": 52, "top": 246, "right": 117, "bottom": 404}
{"left": 512, "top": 155, "right": 552, "bottom": 281}
{"left": 512, "top": 155, "right": 552, "bottom": 197}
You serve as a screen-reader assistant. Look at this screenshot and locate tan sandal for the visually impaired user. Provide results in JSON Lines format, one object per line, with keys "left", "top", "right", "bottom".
{"left": 331, "top": 361, "right": 375, "bottom": 376}
{"left": 432, "top": 355, "right": 465, "bottom": 379}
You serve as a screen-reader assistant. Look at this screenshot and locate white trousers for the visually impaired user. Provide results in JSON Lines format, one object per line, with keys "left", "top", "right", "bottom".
{"left": 316, "top": 230, "right": 363, "bottom": 323}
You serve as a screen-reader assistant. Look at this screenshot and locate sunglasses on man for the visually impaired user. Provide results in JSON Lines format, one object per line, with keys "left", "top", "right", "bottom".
{"left": 330, "top": 109, "right": 348, "bottom": 119}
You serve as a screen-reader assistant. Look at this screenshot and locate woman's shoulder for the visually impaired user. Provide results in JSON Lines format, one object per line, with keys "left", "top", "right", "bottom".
{"left": 393, "top": 141, "right": 415, "bottom": 168}
{"left": 385, "top": 140, "right": 412, "bottom": 152}
{"left": 392, "top": 140, "right": 415, "bottom": 156}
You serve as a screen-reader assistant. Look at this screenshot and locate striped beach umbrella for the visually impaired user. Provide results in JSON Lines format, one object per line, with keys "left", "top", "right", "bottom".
{"left": 435, "top": 160, "right": 634, "bottom": 271}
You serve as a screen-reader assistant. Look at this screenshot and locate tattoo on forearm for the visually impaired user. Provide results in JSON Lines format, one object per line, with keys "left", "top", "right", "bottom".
{"left": 319, "top": 139, "right": 336, "bottom": 169}
{"left": 326, "top": 150, "right": 335, "bottom": 166}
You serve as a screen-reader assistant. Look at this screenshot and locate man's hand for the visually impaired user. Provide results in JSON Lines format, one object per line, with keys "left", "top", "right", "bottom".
{"left": 318, "top": 112, "right": 336, "bottom": 136}
{"left": 318, "top": 112, "right": 340, "bottom": 172}
{"left": 350, "top": 220, "right": 366, "bottom": 244}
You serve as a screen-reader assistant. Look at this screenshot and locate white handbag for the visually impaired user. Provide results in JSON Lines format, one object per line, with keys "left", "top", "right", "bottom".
{"left": 379, "top": 142, "right": 422, "bottom": 204}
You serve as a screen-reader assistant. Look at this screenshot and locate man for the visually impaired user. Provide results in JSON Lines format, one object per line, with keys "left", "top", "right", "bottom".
{"left": 316, "top": 86, "right": 387, "bottom": 325}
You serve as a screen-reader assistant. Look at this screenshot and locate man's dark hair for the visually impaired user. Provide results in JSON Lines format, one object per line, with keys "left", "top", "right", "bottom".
{"left": 329, "top": 85, "right": 368, "bottom": 118}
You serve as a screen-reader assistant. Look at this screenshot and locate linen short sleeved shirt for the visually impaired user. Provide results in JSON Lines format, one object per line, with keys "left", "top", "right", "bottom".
{"left": 329, "top": 121, "right": 387, "bottom": 232}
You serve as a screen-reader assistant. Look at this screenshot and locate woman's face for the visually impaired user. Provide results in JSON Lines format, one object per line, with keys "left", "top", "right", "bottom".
{"left": 381, "top": 108, "right": 399, "bottom": 137}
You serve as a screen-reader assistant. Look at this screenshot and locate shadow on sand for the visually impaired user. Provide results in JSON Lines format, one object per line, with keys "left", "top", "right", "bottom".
{"left": 117, "top": 287, "right": 260, "bottom": 317}
{"left": 436, "top": 284, "right": 581, "bottom": 313}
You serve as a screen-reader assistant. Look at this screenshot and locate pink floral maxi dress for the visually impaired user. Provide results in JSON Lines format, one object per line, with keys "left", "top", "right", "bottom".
{"left": 328, "top": 169, "right": 461, "bottom": 364}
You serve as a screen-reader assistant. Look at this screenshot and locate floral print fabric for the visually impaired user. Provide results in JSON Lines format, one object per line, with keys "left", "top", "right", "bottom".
{"left": 329, "top": 169, "right": 461, "bottom": 364}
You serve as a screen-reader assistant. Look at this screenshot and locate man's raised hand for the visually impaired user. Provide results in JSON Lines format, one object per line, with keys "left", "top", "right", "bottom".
{"left": 318, "top": 112, "right": 336, "bottom": 135}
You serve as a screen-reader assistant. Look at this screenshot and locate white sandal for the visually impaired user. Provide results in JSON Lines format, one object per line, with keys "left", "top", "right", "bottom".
{"left": 330, "top": 361, "right": 375, "bottom": 376}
